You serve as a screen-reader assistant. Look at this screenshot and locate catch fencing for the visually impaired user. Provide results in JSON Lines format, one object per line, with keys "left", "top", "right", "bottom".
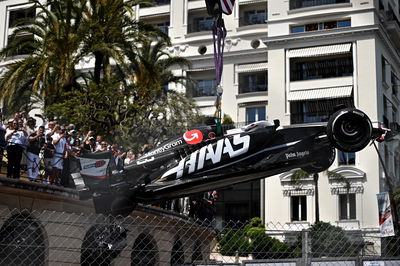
{"left": 0, "top": 208, "right": 399, "bottom": 266}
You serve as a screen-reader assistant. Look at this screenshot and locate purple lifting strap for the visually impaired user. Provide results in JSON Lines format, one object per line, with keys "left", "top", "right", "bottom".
{"left": 212, "top": 18, "right": 227, "bottom": 86}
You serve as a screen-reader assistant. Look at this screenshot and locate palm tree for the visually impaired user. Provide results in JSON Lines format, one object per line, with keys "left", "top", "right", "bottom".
{"left": 0, "top": 0, "right": 87, "bottom": 106}
{"left": 120, "top": 37, "right": 190, "bottom": 100}
{"left": 114, "top": 37, "right": 195, "bottom": 147}
{"left": 79, "top": 0, "right": 156, "bottom": 84}
{"left": 0, "top": 0, "right": 159, "bottom": 107}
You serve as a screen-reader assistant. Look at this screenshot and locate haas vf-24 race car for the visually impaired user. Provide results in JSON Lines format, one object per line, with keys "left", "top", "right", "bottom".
{"left": 76, "top": 108, "right": 387, "bottom": 216}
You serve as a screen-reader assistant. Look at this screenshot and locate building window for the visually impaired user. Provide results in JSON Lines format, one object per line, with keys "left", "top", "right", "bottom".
{"left": 187, "top": 70, "right": 216, "bottom": 97}
{"left": 391, "top": 71, "right": 398, "bottom": 96}
{"left": 140, "top": 0, "right": 170, "bottom": 7}
{"left": 290, "top": 54, "right": 353, "bottom": 81}
{"left": 339, "top": 193, "right": 356, "bottom": 220}
{"left": 290, "top": 19, "right": 350, "bottom": 33}
{"left": 155, "top": 0, "right": 170, "bottom": 5}
{"left": 383, "top": 96, "right": 389, "bottom": 127}
{"left": 338, "top": 151, "right": 355, "bottom": 165}
{"left": 191, "top": 80, "right": 216, "bottom": 97}
{"left": 379, "top": 0, "right": 384, "bottom": 11}
{"left": 290, "top": 0, "right": 350, "bottom": 10}
{"left": 337, "top": 20, "right": 351, "bottom": 28}
{"left": 290, "top": 97, "right": 354, "bottom": 124}
{"left": 157, "top": 21, "right": 170, "bottom": 34}
{"left": 8, "top": 7, "right": 35, "bottom": 28}
{"left": 242, "top": 10, "right": 267, "bottom": 26}
{"left": 7, "top": 34, "right": 34, "bottom": 56}
{"left": 239, "top": 72, "right": 267, "bottom": 94}
{"left": 246, "top": 107, "right": 266, "bottom": 123}
{"left": 189, "top": 16, "right": 214, "bottom": 33}
{"left": 140, "top": 16, "right": 170, "bottom": 35}
{"left": 382, "top": 56, "right": 387, "bottom": 84}
{"left": 291, "top": 196, "right": 307, "bottom": 221}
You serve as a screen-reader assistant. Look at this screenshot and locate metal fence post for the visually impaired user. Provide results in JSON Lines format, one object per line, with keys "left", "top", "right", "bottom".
{"left": 302, "top": 229, "right": 310, "bottom": 266}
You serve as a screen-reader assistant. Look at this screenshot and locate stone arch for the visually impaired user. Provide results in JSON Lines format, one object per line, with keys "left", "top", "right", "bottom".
{"left": 131, "top": 233, "right": 159, "bottom": 266}
{"left": 170, "top": 237, "right": 184, "bottom": 266}
{"left": 192, "top": 240, "right": 203, "bottom": 263}
{"left": 81, "top": 223, "right": 127, "bottom": 266}
{"left": 0, "top": 213, "right": 46, "bottom": 266}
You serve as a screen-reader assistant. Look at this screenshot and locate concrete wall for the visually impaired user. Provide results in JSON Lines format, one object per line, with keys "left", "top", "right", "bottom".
{"left": 0, "top": 179, "right": 214, "bottom": 266}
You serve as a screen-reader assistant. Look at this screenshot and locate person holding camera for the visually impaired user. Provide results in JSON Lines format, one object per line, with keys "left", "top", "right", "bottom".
{"left": 5, "top": 119, "right": 28, "bottom": 179}
{"left": 82, "top": 131, "right": 96, "bottom": 152}
{"left": 27, "top": 126, "right": 45, "bottom": 182}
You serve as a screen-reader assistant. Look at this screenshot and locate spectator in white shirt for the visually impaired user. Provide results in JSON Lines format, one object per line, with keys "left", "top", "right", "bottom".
{"left": 5, "top": 119, "right": 28, "bottom": 179}
{"left": 50, "top": 125, "right": 67, "bottom": 185}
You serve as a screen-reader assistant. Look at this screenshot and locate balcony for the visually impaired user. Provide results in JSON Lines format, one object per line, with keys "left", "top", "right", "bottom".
{"left": 382, "top": 10, "right": 400, "bottom": 49}
{"left": 158, "top": 24, "right": 169, "bottom": 35}
{"left": 289, "top": 0, "right": 350, "bottom": 10}
{"left": 239, "top": 11, "right": 267, "bottom": 27}
{"left": 154, "top": 0, "right": 170, "bottom": 5}
{"left": 239, "top": 72, "right": 268, "bottom": 94}
{"left": 139, "top": 15, "right": 170, "bottom": 35}
{"left": 290, "top": 97, "right": 354, "bottom": 124}
{"left": 290, "top": 56, "right": 353, "bottom": 82}
{"left": 140, "top": 0, "right": 170, "bottom": 7}
{"left": 188, "top": 17, "right": 214, "bottom": 34}
{"left": 187, "top": 79, "right": 217, "bottom": 98}
{"left": 8, "top": 6, "right": 35, "bottom": 29}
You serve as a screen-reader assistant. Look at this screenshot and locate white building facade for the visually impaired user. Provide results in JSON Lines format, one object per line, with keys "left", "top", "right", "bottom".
{"left": 265, "top": 0, "right": 400, "bottom": 230}
{"left": 0, "top": 0, "right": 400, "bottom": 230}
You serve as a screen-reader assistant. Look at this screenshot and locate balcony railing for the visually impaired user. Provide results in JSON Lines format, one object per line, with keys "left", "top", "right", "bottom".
{"left": 289, "top": 0, "right": 350, "bottom": 10}
{"left": 187, "top": 20, "right": 214, "bottom": 33}
{"left": 291, "top": 112, "right": 329, "bottom": 124}
{"left": 188, "top": 80, "right": 217, "bottom": 97}
{"left": 239, "top": 85, "right": 268, "bottom": 94}
{"left": 154, "top": 0, "right": 170, "bottom": 5}
{"left": 239, "top": 12, "right": 267, "bottom": 27}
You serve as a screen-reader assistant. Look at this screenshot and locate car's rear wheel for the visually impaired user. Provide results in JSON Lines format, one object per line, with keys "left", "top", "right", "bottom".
{"left": 327, "top": 108, "right": 372, "bottom": 152}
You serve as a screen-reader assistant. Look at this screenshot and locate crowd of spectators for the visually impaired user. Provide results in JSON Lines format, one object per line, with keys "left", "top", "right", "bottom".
{"left": 0, "top": 111, "right": 138, "bottom": 187}
{"left": 0, "top": 111, "right": 218, "bottom": 221}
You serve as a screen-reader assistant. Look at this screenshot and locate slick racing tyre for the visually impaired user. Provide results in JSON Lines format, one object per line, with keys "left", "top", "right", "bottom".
{"left": 327, "top": 108, "right": 372, "bottom": 153}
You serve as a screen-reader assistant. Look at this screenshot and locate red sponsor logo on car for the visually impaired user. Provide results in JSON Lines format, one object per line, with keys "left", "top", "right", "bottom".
{"left": 183, "top": 130, "right": 203, "bottom": 144}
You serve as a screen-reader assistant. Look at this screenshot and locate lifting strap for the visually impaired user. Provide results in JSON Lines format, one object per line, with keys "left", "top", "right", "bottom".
{"left": 212, "top": 16, "right": 226, "bottom": 136}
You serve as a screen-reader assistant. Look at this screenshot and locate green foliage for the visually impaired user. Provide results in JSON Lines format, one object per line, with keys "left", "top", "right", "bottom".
{"left": 45, "top": 79, "right": 198, "bottom": 150}
{"left": 217, "top": 229, "right": 251, "bottom": 256}
{"left": 222, "top": 114, "right": 234, "bottom": 125}
{"left": 290, "top": 169, "right": 310, "bottom": 187}
{"left": 0, "top": 0, "right": 196, "bottom": 151}
{"left": 393, "top": 186, "right": 400, "bottom": 220}
{"left": 218, "top": 218, "right": 296, "bottom": 259}
{"left": 301, "top": 221, "right": 364, "bottom": 257}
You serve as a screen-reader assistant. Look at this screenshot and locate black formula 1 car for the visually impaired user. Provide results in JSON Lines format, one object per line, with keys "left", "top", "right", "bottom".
{"left": 74, "top": 108, "right": 387, "bottom": 216}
